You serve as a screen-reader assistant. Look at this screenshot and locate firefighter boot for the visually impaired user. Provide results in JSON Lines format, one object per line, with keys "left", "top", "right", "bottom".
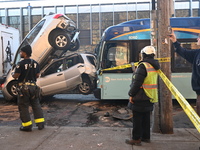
{"left": 19, "top": 125, "right": 32, "bottom": 132}
{"left": 36, "top": 122, "right": 45, "bottom": 130}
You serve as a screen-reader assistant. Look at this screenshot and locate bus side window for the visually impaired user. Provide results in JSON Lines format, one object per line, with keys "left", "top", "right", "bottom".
{"left": 174, "top": 53, "right": 187, "bottom": 68}
{"left": 172, "top": 41, "right": 196, "bottom": 72}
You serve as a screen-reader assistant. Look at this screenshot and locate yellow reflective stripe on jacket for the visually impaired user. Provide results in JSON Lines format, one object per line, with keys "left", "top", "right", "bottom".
{"left": 35, "top": 118, "right": 45, "bottom": 123}
{"left": 22, "top": 121, "right": 32, "bottom": 127}
{"left": 141, "top": 62, "right": 158, "bottom": 103}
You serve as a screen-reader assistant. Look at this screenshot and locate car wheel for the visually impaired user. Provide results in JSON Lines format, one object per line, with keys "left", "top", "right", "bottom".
{"left": 69, "top": 39, "right": 80, "bottom": 51}
{"left": 78, "top": 78, "right": 92, "bottom": 95}
{"left": 49, "top": 29, "right": 71, "bottom": 50}
{"left": 7, "top": 80, "right": 18, "bottom": 98}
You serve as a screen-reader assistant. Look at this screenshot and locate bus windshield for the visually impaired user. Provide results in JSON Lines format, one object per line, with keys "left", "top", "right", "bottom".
{"left": 102, "top": 42, "right": 130, "bottom": 69}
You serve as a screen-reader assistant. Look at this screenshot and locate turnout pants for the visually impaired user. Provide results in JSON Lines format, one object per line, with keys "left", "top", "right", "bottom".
{"left": 18, "top": 85, "right": 44, "bottom": 127}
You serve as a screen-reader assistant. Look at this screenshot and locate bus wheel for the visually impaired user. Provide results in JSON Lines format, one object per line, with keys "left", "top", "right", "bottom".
{"left": 78, "top": 78, "right": 92, "bottom": 95}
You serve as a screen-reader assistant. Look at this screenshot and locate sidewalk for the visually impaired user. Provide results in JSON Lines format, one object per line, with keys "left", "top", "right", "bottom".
{"left": 0, "top": 126, "right": 199, "bottom": 150}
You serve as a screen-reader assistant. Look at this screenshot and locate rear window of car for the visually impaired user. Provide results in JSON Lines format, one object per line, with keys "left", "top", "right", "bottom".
{"left": 87, "top": 56, "right": 96, "bottom": 67}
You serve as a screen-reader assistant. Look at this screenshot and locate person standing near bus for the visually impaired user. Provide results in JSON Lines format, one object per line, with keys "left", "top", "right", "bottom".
{"left": 125, "top": 46, "right": 160, "bottom": 146}
{"left": 169, "top": 30, "right": 200, "bottom": 116}
{"left": 12, "top": 45, "right": 45, "bottom": 132}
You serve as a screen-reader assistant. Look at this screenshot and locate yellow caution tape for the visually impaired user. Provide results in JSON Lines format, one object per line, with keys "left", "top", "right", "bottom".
{"left": 100, "top": 62, "right": 138, "bottom": 75}
{"left": 156, "top": 57, "right": 170, "bottom": 62}
{"left": 157, "top": 69, "right": 200, "bottom": 133}
{"left": 100, "top": 57, "right": 170, "bottom": 74}
{"left": 102, "top": 64, "right": 131, "bottom": 71}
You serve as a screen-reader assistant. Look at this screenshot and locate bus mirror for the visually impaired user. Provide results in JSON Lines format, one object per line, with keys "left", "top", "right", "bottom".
{"left": 131, "top": 62, "right": 136, "bottom": 72}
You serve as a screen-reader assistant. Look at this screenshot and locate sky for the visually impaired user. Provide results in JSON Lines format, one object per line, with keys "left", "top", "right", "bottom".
{"left": 0, "top": 0, "right": 151, "bottom": 8}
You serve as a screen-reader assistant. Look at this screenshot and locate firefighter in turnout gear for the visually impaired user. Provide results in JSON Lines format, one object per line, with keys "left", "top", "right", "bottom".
{"left": 125, "top": 46, "right": 160, "bottom": 146}
{"left": 12, "top": 45, "right": 45, "bottom": 132}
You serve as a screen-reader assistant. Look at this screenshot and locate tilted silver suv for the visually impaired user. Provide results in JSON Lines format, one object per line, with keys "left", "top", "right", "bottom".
{"left": 14, "top": 12, "right": 80, "bottom": 69}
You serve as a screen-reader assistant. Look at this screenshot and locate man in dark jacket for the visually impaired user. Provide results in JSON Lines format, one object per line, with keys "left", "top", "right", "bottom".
{"left": 125, "top": 46, "right": 160, "bottom": 146}
{"left": 169, "top": 31, "right": 200, "bottom": 116}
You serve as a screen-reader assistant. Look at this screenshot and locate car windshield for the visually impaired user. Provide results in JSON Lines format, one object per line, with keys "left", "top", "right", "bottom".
{"left": 12, "top": 39, "right": 29, "bottom": 67}
{"left": 26, "top": 19, "right": 45, "bottom": 44}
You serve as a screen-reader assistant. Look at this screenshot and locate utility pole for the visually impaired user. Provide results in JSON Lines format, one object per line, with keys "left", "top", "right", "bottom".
{"left": 157, "top": 0, "right": 173, "bottom": 134}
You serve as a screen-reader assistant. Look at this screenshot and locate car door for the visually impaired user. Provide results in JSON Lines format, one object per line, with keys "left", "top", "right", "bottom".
{"left": 37, "top": 55, "right": 84, "bottom": 96}
{"left": 38, "top": 59, "right": 67, "bottom": 96}
{"left": 63, "top": 55, "right": 85, "bottom": 90}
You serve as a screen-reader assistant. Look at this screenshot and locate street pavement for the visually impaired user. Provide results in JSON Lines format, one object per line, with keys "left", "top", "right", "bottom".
{"left": 0, "top": 126, "right": 199, "bottom": 150}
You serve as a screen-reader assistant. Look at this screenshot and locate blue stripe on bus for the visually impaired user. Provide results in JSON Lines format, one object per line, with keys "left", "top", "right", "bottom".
{"left": 109, "top": 29, "right": 199, "bottom": 40}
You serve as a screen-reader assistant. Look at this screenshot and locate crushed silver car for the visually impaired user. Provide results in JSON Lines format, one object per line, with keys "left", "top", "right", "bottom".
{"left": 2, "top": 53, "right": 97, "bottom": 101}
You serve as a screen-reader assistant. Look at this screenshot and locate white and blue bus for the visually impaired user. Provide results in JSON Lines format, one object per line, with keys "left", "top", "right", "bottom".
{"left": 94, "top": 17, "right": 200, "bottom": 100}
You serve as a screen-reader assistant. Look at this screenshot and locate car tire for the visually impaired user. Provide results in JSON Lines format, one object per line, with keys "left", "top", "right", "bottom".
{"left": 49, "top": 29, "right": 71, "bottom": 50}
{"left": 69, "top": 38, "right": 80, "bottom": 51}
{"left": 78, "top": 78, "right": 92, "bottom": 95}
{"left": 7, "top": 80, "right": 18, "bottom": 98}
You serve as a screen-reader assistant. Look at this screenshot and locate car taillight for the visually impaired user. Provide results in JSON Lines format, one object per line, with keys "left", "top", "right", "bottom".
{"left": 53, "top": 14, "right": 63, "bottom": 19}
{"left": 1, "top": 83, "right": 4, "bottom": 88}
